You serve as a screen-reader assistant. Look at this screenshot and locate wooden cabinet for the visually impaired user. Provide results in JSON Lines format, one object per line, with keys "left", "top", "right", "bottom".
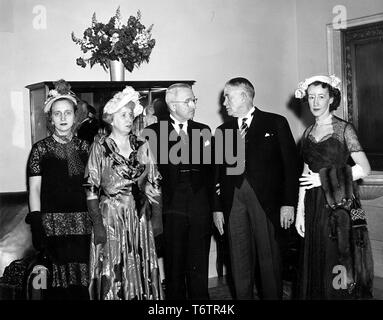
{"left": 26, "top": 80, "right": 195, "bottom": 144}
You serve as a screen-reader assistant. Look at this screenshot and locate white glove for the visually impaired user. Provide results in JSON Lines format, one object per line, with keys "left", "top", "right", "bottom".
{"left": 299, "top": 169, "right": 321, "bottom": 189}
{"left": 352, "top": 164, "right": 366, "bottom": 181}
{"left": 295, "top": 187, "right": 306, "bottom": 237}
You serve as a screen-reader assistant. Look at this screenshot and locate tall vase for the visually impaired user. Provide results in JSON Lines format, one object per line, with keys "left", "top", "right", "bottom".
{"left": 108, "top": 59, "right": 125, "bottom": 81}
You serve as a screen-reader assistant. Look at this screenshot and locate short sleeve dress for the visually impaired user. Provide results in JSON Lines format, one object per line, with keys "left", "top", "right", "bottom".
{"left": 299, "top": 116, "right": 364, "bottom": 299}
{"left": 27, "top": 136, "right": 92, "bottom": 294}
{"left": 85, "top": 133, "right": 163, "bottom": 300}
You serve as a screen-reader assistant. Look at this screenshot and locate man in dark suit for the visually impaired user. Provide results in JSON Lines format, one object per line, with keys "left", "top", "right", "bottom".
{"left": 77, "top": 103, "right": 99, "bottom": 144}
{"left": 144, "top": 83, "right": 213, "bottom": 300}
{"left": 213, "top": 77, "right": 299, "bottom": 300}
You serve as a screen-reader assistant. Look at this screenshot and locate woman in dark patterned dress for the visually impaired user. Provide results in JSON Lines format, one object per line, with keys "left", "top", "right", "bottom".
{"left": 84, "top": 86, "right": 163, "bottom": 300}
{"left": 294, "top": 75, "right": 373, "bottom": 299}
{"left": 26, "top": 80, "right": 92, "bottom": 299}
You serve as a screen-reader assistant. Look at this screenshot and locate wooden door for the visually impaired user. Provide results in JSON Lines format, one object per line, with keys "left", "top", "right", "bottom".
{"left": 343, "top": 21, "right": 383, "bottom": 170}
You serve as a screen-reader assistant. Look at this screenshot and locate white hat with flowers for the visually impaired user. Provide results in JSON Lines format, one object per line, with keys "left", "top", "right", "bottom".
{"left": 295, "top": 75, "right": 341, "bottom": 99}
{"left": 44, "top": 79, "right": 78, "bottom": 113}
{"left": 103, "top": 86, "right": 143, "bottom": 118}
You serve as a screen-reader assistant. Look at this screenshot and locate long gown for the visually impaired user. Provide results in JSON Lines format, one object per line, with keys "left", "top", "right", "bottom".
{"left": 85, "top": 133, "right": 163, "bottom": 300}
{"left": 27, "top": 135, "right": 92, "bottom": 299}
{"left": 133, "top": 112, "right": 164, "bottom": 257}
{"left": 299, "top": 116, "right": 365, "bottom": 300}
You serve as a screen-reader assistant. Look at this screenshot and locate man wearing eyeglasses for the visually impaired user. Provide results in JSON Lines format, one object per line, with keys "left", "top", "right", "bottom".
{"left": 144, "top": 83, "right": 214, "bottom": 300}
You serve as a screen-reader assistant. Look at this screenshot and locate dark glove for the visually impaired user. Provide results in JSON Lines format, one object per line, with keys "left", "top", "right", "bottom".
{"left": 132, "top": 183, "right": 146, "bottom": 215}
{"left": 25, "top": 211, "right": 46, "bottom": 251}
{"left": 150, "top": 194, "right": 163, "bottom": 238}
{"left": 87, "top": 198, "right": 107, "bottom": 246}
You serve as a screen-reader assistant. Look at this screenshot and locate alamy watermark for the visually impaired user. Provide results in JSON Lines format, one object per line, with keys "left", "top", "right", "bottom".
{"left": 31, "top": 265, "right": 48, "bottom": 290}
{"left": 141, "top": 122, "right": 246, "bottom": 176}
{"left": 332, "top": 5, "right": 347, "bottom": 30}
{"left": 32, "top": 5, "right": 47, "bottom": 30}
{"left": 332, "top": 265, "right": 347, "bottom": 290}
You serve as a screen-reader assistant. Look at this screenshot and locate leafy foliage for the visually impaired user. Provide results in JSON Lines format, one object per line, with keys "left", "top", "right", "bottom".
{"left": 72, "top": 7, "right": 156, "bottom": 72}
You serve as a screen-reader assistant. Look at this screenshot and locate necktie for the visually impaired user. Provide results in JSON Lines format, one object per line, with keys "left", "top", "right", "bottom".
{"left": 178, "top": 123, "right": 188, "bottom": 144}
{"left": 240, "top": 118, "right": 248, "bottom": 138}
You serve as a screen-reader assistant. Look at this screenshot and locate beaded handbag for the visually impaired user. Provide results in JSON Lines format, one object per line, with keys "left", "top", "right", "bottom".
{"left": 350, "top": 195, "right": 367, "bottom": 228}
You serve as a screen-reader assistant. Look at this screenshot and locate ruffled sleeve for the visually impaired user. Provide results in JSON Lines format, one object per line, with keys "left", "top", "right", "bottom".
{"left": 84, "top": 140, "right": 103, "bottom": 194}
{"left": 137, "top": 140, "right": 162, "bottom": 188}
{"left": 344, "top": 123, "right": 363, "bottom": 153}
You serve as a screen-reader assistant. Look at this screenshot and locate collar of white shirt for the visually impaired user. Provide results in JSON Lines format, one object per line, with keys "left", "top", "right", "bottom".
{"left": 237, "top": 106, "right": 255, "bottom": 128}
{"left": 170, "top": 114, "right": 188, "bottom": 134}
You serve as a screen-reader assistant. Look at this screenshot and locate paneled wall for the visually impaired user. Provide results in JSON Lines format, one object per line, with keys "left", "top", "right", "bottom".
{"left": 363, "top": 197, "right": 383, "bottom": 277}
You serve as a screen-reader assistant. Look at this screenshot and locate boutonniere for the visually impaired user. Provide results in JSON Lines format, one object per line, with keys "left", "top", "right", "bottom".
{"left": 204, "top": 140, "right": 211, "bottom": 147}
{"left": 264, "top": 132, "right": 274, "bottom": 137}
{"left": 215, "top": 183, "right": 220, "bottom": 195}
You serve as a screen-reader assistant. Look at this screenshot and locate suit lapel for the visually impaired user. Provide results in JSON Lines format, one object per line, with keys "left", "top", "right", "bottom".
{"left": 187, "top": 120, "right": 193, "bottom": 137}
{"left": 162, "top": 118, "right": 179, "bottom": 183}
{"left": 246, "top": 107, "right": 264, "bottom": 142}
{"left": 166, "top": 118, "right": 179, "bottom": 150}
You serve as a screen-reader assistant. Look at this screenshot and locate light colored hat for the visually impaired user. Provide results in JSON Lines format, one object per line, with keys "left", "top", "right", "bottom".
{"left": 43, "top": 79, "right": 78, "bottom": 113}
{"left": 103, "top": 86, "right": 143, "bottom": 118}
{"left": 295, "top": 75, "right": 341, "bottom": 99}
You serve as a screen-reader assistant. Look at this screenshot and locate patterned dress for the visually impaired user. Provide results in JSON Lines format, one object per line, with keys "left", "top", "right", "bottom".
{"left": 132, "top": 112, "right": 164, "bottom": 257}
{"left": 299, "top": 116, "right": 364, "bottom": 299}
{"left": 85, "top": 134, "right": 163, "bottom": 300}
{"left": 27, "top": 136, "right": 92, "bottom": 297}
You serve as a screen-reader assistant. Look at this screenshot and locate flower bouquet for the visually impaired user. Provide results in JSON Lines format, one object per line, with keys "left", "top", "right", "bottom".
{"left": 71, "top": 7, "right": 156, "bottom": 73}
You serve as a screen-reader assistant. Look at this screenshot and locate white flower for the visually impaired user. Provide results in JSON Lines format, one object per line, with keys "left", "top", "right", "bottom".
{"left": 295, "top": 89, "right": 304, "bottom": 99}
{"left": 97, "top": 31, "right": 104, "bottom": 37}
{"left": 48, "top": 89, "right": 59, "bottom": 97}
{"left": 83, "top": 50, "right": 93, "bottom": 60}
{"left": 329, "top": 75, "right": 341, "bottom": 90}
{"left": 295, "top": 81, "right": 307, "bottom": 98}
{"left": 85, "top": 43, "right": 94, "bottom": 49}
{"left": 114, "top": 18, "right": 122, "bottom": 29}
{"left": 110, "top": 32, "right": 120, "bottom": 46}
{"left": 133, "top": 31, "right": 150, "bottom": 49}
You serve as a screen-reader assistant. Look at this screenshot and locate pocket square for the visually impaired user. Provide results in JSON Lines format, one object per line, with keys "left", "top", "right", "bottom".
{"left": 204, "top": 140, "right": 211, "bottom": 147}
{"left": 264, "top": 132, "right": 273, "bottom": 137}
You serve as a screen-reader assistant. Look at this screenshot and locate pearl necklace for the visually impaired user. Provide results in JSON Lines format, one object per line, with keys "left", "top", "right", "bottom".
{"left": 316, "top": 114, "right": 333, "bottom": 126}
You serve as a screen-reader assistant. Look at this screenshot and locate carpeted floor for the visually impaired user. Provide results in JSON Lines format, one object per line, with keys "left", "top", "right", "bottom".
{"left": 208, "top": 275, "right": 383, "bottom": 300}
{"left": 208, "top": 276, "right": 293, "bottom": 300}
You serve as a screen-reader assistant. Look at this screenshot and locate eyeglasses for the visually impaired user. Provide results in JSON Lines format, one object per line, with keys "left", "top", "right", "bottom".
{"left": 172, "top": 98, "right": 198, "bottom": 107}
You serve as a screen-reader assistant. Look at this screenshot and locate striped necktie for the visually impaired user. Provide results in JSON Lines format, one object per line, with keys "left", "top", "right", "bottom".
{"left": 240, "top": 118, "right": 248, "bottom": 138}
